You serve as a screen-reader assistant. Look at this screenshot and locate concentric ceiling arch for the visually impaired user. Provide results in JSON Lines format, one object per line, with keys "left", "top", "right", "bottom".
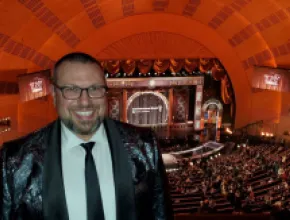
{"left": 0, "top": 0, "right": 290, "bottom": 127}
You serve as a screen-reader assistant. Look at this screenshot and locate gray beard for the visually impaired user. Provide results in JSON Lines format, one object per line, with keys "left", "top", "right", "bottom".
{"left": 61, "top": 117, "right": 103, "bottom": 136}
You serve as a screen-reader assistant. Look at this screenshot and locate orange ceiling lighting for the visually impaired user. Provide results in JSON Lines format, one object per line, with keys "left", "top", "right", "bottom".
{"left": 0, "top": 0, "right": 290, "bottom": 128}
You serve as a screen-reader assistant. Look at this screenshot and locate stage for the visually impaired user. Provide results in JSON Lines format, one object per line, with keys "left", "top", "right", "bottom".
{"left": 106, "top": 77, "right": 204, "bottom": 137}
{"left": 106, "top": 76, "right": 223, "bottom": 140}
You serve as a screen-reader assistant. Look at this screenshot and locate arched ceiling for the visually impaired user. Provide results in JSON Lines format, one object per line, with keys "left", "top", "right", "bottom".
{"left": 0, "top": 0, "right": 290, "bottom": 127}
{"left": 0, "top": 0, "right": 289, "bottom": 74}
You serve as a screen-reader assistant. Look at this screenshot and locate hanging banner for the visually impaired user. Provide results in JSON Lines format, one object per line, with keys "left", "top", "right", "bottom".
{"left": 18, "top": 69, "right": 51, "bottom": 102}
{"left": 252, "top": 67, "right": 290, "bottom": 92}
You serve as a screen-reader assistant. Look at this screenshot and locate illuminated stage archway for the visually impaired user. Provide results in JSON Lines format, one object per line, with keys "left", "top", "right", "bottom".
{"left": 202, "top": 99, "right": 223, "bottom": 141}
{"left": 202, "top": 99, "right": 223, "bottom": 113}
{"left": 126, "top": 91, "right": 169, "bottom": 126}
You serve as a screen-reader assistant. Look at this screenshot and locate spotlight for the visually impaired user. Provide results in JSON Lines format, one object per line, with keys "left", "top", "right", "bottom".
{"left": 148, "top": 80, "right": 155, "bottom": 88}
{"left": 225, "top": 128, "right": 233, "bottom": 134}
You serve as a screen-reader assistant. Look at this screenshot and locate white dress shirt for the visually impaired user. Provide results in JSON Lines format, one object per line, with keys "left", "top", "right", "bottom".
{"left": 61, "top": 122, "right": 116, "bottom": 220}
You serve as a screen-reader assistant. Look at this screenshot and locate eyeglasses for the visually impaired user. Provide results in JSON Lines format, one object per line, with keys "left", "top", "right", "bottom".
{"left": 53, "top": 83, "right": 108, "bottom": 100}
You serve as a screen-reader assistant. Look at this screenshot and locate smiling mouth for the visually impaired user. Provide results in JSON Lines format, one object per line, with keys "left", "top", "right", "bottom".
{"left": 75, "top": 111, "right": 93, "bottom": 116}
{"left": 74, "top": 110, "right": 95, "bottom": 120}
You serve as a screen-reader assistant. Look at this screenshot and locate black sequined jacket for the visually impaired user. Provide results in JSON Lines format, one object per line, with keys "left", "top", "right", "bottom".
{"left": 0, "top": 118, "right": 173, "bottom": 220}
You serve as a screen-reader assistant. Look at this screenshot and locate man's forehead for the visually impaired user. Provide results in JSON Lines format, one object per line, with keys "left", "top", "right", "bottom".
{"left": 55, "top": 61, "right": 104, "bottom": 79}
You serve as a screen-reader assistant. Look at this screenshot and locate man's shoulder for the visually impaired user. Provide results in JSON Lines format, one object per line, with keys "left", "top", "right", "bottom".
{"left": 1, "top": 120, "right": 56, "bottom": 156}
{"left": 111, "top": 120, "right": 161, "bottom": 167}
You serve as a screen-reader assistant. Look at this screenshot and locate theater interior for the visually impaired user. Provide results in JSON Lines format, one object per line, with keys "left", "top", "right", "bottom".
{"left": 1, "top": 0, "right": 290, "bottom": 219}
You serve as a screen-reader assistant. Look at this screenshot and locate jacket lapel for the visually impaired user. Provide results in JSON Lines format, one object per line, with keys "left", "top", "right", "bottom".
{"left": 104, "top": 118, "right": 137, "bottom": 220}
{"left": 43, "top": 119, "right": 69, "bottom": 220}
{"left": 42, "top": 118, "right": 136, "bottom": 220}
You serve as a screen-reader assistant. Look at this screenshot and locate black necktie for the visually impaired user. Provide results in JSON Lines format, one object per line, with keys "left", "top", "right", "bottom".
{"left": 81, "top": 142, "right": 105, "bottom": 220}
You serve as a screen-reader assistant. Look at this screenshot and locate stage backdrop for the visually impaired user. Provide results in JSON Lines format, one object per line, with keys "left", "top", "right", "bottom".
{"left": 127, "top": 91, "right": 168, "bottom": 126}
{"left": 18, "top": 70, "right": 51, "bottom": 102}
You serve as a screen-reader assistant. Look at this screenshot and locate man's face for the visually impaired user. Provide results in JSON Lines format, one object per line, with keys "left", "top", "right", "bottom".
{"left": 52, "top": 61, "right": 107, "bottom": 140}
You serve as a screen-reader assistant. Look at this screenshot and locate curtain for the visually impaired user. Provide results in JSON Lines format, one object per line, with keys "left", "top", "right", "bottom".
{"left": 99, "top": 58, "right": 228, "bottom": 79}
{"left": 221, "top": 75, "right": 232, "bottom": 104}
{"left": 184, "top": 58, "right": 199, "bottom": 73}
{"left": 121, "top": 59, "right": 136, "bottom": 76}
{"left": 211, "top": 59, "right": 225, "bottom": 81}
{"left": 137, "top": 59, "right": 153, "bottom": 76}
{"left": 199, "top": 58, "right": 213, "bottom": 73}
{"left": 153, "top": 59, "right": 170, "bottom": 75}
{"left": 100, "top": 61, "right": 106, "bottom": 70}
{"left": 169, "top": 59, "right": 184, "bottom": 75}
{"left": 104, "top": 60, "right": 120, "bottom": 76}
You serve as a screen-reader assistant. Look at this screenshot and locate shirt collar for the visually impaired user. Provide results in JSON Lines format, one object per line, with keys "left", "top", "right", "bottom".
{"left": 61, "top": 121, "right": 106, "bottom": 150}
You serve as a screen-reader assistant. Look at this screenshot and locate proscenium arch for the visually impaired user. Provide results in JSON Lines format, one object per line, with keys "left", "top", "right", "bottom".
{"left": 202, "top": 99, "right": 223, "bottom": 113}
{"left": 74, "top": 14, "right": 251, "bottom": 128}
{"left": 202, "top": 99, "right": 223, "bottom": 142}
{"left": 202, "top": 99, "right": 223, "bottom": 130}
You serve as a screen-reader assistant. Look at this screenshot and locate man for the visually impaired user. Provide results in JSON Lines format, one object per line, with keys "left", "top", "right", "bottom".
{"left": 0, "top": 52, "right": 173, "bottom": 220}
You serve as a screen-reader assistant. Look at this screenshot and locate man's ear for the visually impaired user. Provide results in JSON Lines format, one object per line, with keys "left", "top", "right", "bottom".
{"left": 50, "top": 84, "right": 56, "bottom": 106}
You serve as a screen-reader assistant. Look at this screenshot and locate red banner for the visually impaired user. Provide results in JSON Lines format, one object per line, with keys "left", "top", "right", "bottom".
{"left": 18, "top": 70, "right": 51, "bottom": 102}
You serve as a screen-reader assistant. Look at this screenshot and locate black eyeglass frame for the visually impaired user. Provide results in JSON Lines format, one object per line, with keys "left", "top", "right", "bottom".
{"left": 53, "top": 83, "right": 108, "bottom": 100}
